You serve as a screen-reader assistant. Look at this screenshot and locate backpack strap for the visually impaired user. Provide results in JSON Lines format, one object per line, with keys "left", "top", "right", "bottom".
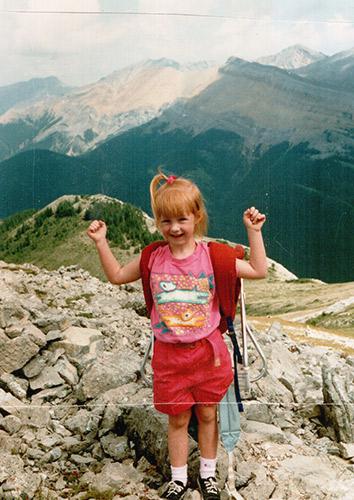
{"left": 208, "top": 242, "right": 244, "bottom": 333}
{"left": 140, "top": 240, "right": 167, "bottom": 317}
{"left": 208, "top": 241, "right": 245, "bottom": 412}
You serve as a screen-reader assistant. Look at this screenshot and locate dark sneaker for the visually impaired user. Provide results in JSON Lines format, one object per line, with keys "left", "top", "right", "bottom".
{"left": 161, "top": 480, "right": 187, "bottom": 499}
{"left": 197, "top": 476, "right": 220, "bottom": 500}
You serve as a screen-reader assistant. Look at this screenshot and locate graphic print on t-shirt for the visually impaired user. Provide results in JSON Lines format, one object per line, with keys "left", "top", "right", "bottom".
{"left": 151, "top": 271, "right": 214, "bottom": 336}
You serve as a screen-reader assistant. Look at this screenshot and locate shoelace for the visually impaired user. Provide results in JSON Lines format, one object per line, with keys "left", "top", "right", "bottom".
{"left": 204, "top": 477, "right": 218, "bottom": 494}
{"left": 166, "top": 481, "right": 185, "bottom": 496}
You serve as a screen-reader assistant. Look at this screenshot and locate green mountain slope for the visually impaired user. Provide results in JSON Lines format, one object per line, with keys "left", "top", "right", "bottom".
{"left": 0, "top": 195, "right": 159, "bottom": 280}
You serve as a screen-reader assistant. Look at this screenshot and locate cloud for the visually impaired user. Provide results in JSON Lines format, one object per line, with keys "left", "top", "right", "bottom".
{"left": 0, "top": 0, "right": 353, "bottom": 86}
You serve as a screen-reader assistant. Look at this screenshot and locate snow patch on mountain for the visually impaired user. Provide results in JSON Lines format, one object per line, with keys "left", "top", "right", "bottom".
{"left": 257, "top": 45, "right": 327, "bottom": 70}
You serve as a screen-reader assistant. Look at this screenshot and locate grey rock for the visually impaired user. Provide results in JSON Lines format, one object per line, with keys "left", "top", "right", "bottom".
{"left": 34, "top": 314, "right": 72, "bottom": 333}
{"left": 0, "top": 300, "right": 29, "bottom": 329}
{"left": 38, "top": 434, "right": 63, "bottom": 450}
{"left": 4, "top": 322, "right": 26, "bottom": 339}
{"left": 20, "top": 429, "right": 36, "bottom": 444}
{"left": 55, "top": 476, "right": 66, "bottom": 490}
{"left": 19, "top": 403, "right": 51, "bottom": 428}
{"left": 29, "top": 365, "right": 65, "bottom": 390}
{"left": 99, "top": 401, "right": 123, "bottom": 435}
{"left": 122, "top": 405, "right": 199, "bottom": 483}
{"left": 240, "top": 478, "right": 275, "bottom": 500}
{"left": 40, "top": 446, "right": 62, "bottom": 463}
{"left": 89, "top": 461, "right": 143, "bottom": 496}
{"left": 51, "top": 419, "right": 72, "bottom": 437}
{"left": 64, "top": 409, "right": 101, "bottom": 436}
{"left": 62, "top": 436, "right": 87, "bottom": 453}
{"left": 0, "top": 372, "right": 28, "bottom": 399}
{"left": 51, "top": 325, "right": 104, "bottom": 359}
{"left": 0, "top": 323, "right": 46, "bottom": 373}
{"left": 54, "top": 356, "right": 79, "bottom": 386}
{"left": 0, "top": 387, "right": 26, "bottom": 416}
{"left": 0, "top": 452, "right": 24, "bottom": 483}
{"left": 322, "top": 365, "right": 354, "bottom": 443}
{"left": 31, "top": 384, "right": 71, "bottom": 402}
{"left": 244, "top": 401, "right": 273, "bottom": 424}
{"left": 46, "top": 329, "right": 63, "bottom": 342}
{"left": 23, "top": 355, "right": 47, "bottom": 378}
{"left": 70, "top": 453, "right": 95, "bottom": 465}
{"left": 76, "top": 349, "right": 141, "bottom": 401}
{"left": 252, "top": 373, "right": 294, "bottom": 407}
{"left": 0, "top": 430, "right": 22, "bottom": 455}
{"left": 273, "top": 455, "right": 354, "bottom": 499}
{"left": 26, "top": 447, "right": 45, "bottom": 459}
{"left": 339, "top": 442, "right": 354, "bottom": 459}
{"left": 0, "top": 415, "right": 22, "bottom": 434}
{"left": 234, "top": 461, "right": 253, "bottom": 488}
{"left": 1, "top": 471, "right": 41, "bottom": 499}
{"left": 100, "top": 433, "right": 131, "bottom": 460}
{"left": 243, "top": 420, "right": 287, "bottom": 444}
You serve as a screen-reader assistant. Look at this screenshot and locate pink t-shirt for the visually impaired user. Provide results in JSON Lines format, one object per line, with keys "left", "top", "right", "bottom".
{"left": 149, "top": 242, "right": 221, "bottom": 343}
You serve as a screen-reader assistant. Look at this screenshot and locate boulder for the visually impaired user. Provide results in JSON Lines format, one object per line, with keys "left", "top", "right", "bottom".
{"left": 0, "top": 299, "right": 29, "bottom": 329}
{"left": 0, "top": 372, "right": 28, "bottom": 399}
{"left": 243, "top": 420, "right": 287, "bottom": 444}
{"left": 0, "top": 388, "right": 26, "bottom": 417}
{"left": 0, "top": 324, "right": 46, "bottom": 374}
{"left": 83, "top": 461, "right": 144, "bottom": 496}
{"left": 100, "top": 433, "right": 131, "bottom": 461}
{"left": 51, "top": 326, "right": 104, "bottom": 360}
{"left": 322, "top": 365, "right": 354, "bottom": 443}
{"left": 76, "top": 348, "right": 141, "bottom": 400}
{"left": 273, "top": 455, "right": 354, "bottom": 499}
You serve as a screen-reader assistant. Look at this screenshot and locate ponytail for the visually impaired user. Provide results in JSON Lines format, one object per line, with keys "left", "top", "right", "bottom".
{"left": 150, "top": 171, "right": 168, "bottom": 221}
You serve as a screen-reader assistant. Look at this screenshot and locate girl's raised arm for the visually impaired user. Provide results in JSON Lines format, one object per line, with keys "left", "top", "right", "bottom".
{"left": 87, "top": 220, "right": 141, "bottom": 285}
{"left": 236, "top": 207, "right": 268, "bottom": 280}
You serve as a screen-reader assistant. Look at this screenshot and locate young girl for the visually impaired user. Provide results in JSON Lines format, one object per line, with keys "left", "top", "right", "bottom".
{"left": 87, "top": 172, "right": 267, "bottom": 500}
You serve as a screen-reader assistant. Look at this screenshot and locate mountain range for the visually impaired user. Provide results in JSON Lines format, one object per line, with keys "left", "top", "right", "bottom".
{"left": 0, "top": 59, "right": 218, "bottom": 161}
{"left": 1, "top": 45, "right": 354, "bottom": 283}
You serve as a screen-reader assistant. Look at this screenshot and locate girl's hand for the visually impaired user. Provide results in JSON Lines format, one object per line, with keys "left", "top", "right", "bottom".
{"left": 87, "top": 219, "right": 107, "bottom": 243}
{"left": 243, "top": 207, "right": 266, "bottom": 231}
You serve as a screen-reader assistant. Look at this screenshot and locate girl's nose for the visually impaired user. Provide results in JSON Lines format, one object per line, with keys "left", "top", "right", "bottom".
{"left": 170, "top": 222, "right": 180, "bottom": 233}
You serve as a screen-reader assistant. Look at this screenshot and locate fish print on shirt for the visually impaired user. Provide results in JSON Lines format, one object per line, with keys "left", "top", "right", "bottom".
{"left": 151, "top": 271, "right": 215, "bottom": 336}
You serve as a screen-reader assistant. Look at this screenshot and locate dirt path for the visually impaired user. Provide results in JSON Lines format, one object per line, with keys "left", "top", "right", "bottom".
{"left": 249, "top": 316, "right": 354, "bottom": 355}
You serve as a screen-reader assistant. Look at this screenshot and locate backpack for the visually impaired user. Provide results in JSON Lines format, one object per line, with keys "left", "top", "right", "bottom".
{"left": 139, "top": 239, "right": 245, "bottom": 411}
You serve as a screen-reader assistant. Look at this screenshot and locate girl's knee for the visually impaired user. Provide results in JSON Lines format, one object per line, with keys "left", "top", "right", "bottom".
{"left": 168, "top": 409, "right": 192, "bottom": 429}
{"left": 195, "top": 404, "right": 217, "bottom": 424}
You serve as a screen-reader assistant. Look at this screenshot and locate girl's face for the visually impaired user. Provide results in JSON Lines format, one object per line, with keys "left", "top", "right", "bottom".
{"left": 158, "top": 212, "right": 197, "bottom": 247}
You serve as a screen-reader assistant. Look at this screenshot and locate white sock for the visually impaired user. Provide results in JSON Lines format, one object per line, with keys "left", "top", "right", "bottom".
{"left": 171, "top": 464, "right": 188, "bottom": 486}
{"left": 200, "top": 457, "right": 217, "bottom": 479}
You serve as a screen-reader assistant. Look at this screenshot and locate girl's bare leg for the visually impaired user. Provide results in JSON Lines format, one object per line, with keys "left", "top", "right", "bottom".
{"left": 168, "top": 408, "right": 192, "bottom": 466}
{"left": 195, "top": 404, "right": 218, "bottom": 458}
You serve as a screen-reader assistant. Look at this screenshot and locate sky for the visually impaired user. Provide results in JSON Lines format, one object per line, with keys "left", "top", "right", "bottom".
{"left": 0, "top": 0, "right": 353, "bottom": 87}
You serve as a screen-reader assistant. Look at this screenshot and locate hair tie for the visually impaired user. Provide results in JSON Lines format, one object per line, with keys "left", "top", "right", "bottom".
{"left": 166, "top": 175, "right": 177, "bottom": 185}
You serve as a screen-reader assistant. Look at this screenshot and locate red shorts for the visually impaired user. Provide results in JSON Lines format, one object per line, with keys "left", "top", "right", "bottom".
{"left": 152, "top": 329, "right": 233, "bottom": 416}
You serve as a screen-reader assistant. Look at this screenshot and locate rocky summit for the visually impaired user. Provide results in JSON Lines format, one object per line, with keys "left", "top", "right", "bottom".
{"left": 0, "top": 260, "right": 353, "bottom": 499}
